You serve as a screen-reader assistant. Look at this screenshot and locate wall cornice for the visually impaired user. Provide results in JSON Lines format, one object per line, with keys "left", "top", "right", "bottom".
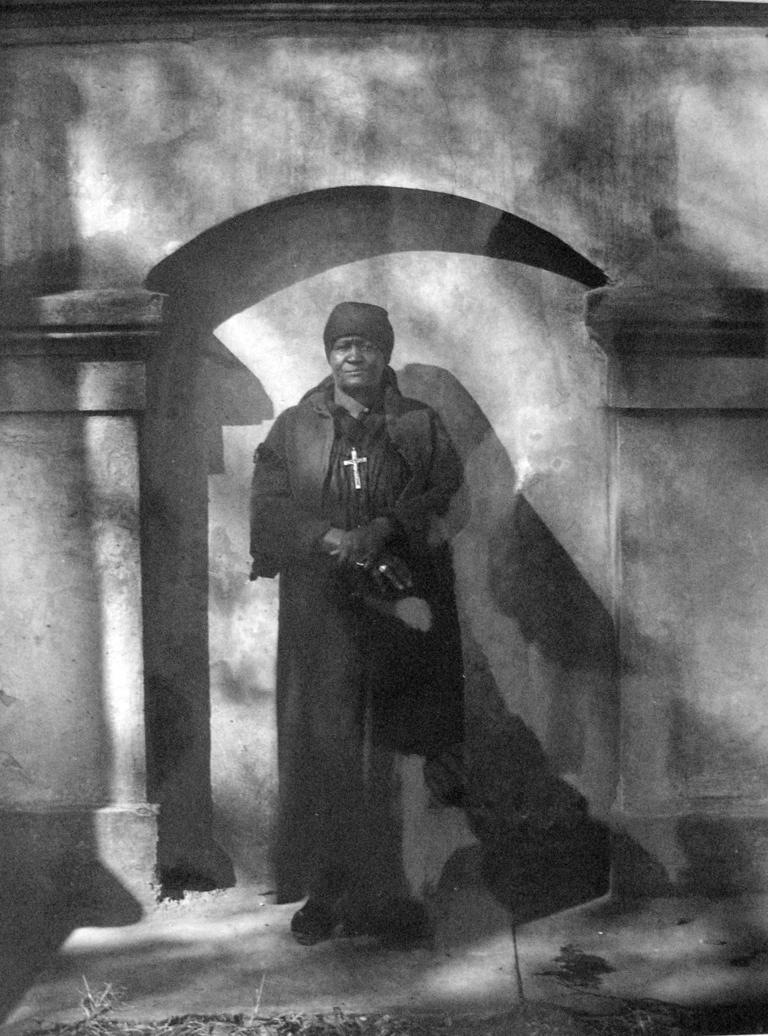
{"left": 2, "top": 1, "right": 768, "bottom": 46}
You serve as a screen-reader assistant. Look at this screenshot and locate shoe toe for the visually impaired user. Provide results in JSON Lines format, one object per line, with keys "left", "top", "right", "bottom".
{"left": 290, "top": 901, "right": 335, "bottom": 945}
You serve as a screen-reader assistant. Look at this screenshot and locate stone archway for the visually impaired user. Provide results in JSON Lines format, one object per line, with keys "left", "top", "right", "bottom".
{"left": 147, "top": 185, "right": 607, "bottom": 323}
{"left": 143, "top": 185, "right": 607, "bottom": 893}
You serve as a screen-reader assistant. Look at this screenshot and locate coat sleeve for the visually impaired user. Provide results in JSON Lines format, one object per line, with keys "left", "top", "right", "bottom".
{"left": 249, "top": 410, "right": 332, "bottom": 577}
{"left": 391, "top": 409, "right": 468, "bottom": 547}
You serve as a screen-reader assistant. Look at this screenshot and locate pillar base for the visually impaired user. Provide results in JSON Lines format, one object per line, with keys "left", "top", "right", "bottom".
{"left": 611, "top": 809, "right": 768, "bottom": 897}
{"left": 0, "top": 803, "right": 160, "bottom": 926}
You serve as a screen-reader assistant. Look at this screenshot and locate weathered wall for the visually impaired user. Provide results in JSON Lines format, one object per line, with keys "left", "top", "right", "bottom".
{"left": 213, "top": 253, "right": 613, "bottom": 891}
{"left": 0, "top": 347, "right": 155, "bottom": 1016}
{"left": 619, "top": 411, "right": 768, "bottom": 878}
{"left": 0, "top": 328, "right": 149, "bottom": 819}
{"left": 3, "top": 22, "right": 768, "bottom": 894}
{"left": 5, "top": 29, "right": 768, "bottom": 291}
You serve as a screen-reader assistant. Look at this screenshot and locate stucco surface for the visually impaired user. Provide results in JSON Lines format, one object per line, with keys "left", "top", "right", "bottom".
{"left": 4, "top": 29, "right": 767, "bottom": 294}
{"left": 0, "top": 412, "right": 144, "bottom": 807}
{"left": 2, "top": 19, "right": 768, "bottom": 900}
{"left": 614, "top": 410, "right": 768, "bottom": 892}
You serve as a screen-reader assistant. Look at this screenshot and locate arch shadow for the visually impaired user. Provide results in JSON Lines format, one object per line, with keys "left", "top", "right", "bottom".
{"left": 398, "top": 363, "right": 618, "bottom": 931}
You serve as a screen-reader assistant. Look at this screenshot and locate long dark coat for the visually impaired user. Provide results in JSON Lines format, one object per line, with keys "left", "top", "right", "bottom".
{"left": 250, "top": 373, "right": 465, "bottom": 901}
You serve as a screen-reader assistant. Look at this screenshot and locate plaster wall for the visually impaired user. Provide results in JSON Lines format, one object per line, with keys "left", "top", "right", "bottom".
{"left": 0, "top": 394, "right": 157, "bottom": 909}
{"left": 615, "top": 407, "right": 768, "bottom": 893}
{"left": 620, "top": 413, "right": 768, "bottom": 813}
{"left": 4, "top": 29, "right": 768, "bottom": 292}
{"left": 0, "top": 411, "right": 144, "bottom": 808}
{"left": 2, "top": 22, "right": 768, "bottom": 890}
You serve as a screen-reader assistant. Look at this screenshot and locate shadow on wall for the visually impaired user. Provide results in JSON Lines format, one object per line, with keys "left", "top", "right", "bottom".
{"left": 0, "top": 66, "right": 84, "bottom": 322}
{"left": 0, "top": 818, "right": 141, "bottom": 1023}
{"left": 0, "top": 413, "right": 143, "bottom": 1022}
{"left": 488, "top": 496, "right": 617, "bottom": 673}
{"left": 200, "top": 332, "right": 275, "bottom": 473}
{"left": 609, "top": 604, "right": 768, "bottom": 904}
{"left": 141, "top": 304, "right": 273, "bottom": 898}
{"left": 614, "top": 600, "right": 768, "bottom": 902}
{"left": 455, "top": 635, "right": 612, "bottom": 925}
{"left": 398, "top": 363, "right": 621, "bottom": 924}
{"left": 489, "top": 494, "right": 619, "bottom": 781}
{"left": 671, "top": 700, "right": 768, "bottom": 895}
{"left": 672, "top": 698, "right": 768, "bottom": 897}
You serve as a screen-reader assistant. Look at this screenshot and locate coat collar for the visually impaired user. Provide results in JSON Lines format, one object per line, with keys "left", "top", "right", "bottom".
{"left": 301, "top": 370, "right": 408, "bottom": 421}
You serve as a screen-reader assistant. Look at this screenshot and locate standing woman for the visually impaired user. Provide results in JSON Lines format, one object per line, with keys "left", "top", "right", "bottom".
{"left": 250, "top": 301, "right": 465, "bottom": 945}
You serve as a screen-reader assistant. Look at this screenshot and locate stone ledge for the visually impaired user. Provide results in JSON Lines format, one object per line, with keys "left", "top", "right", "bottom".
{"left": 608, "top": 357, "right": 768, "bottom": 410}
{"left": 11, "top": 290, "right": 165, "bottom": 329}
{"left": 0, "top": 291, "right": 164, "bottom": 366}
{"left": 4, "top": 0, "right": 765, "bottom": 46}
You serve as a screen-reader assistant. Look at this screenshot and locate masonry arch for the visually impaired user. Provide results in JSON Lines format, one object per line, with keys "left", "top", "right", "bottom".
{"left": 142, "top": 185, "right": 610, "bottom": 894}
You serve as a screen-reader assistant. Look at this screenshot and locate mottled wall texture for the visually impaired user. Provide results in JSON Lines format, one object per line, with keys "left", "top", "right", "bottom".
{"left": 213, "top": 256, "right": 613, "bottom": 892}
{"left": 2, "top": 21, "right": 768, "bottom": 896}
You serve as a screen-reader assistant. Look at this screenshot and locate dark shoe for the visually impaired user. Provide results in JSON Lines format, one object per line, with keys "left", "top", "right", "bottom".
{"left": 290, "top": 899, "right": 335, "bottom": 945}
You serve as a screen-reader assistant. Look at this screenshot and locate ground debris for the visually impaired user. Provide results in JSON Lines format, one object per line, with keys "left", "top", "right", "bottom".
{"left": 19, "top": 1000, "right": 703, "bottom": 1036}
{"left": 535, "top": 944, "right": 616, "bottom": 989}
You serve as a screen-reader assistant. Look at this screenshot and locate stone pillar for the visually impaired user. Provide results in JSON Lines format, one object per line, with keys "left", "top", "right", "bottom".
{"left": 0, "top": 290, "right": 162, "bottom": 911}
{"left": 140, "top": 290, "right": 235, "bottom": 892}
{"left": 588, "top": 279, "right": 768, "bottom": 895}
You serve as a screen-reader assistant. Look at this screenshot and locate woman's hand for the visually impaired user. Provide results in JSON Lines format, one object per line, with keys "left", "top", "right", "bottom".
{"left": 321, "top": 517, "right": 393, "bottom": 567}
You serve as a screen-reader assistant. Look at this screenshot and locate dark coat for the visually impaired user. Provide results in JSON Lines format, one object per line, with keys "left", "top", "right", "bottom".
{"left": 250, "top": 374, "right": 466, "bottom": 757}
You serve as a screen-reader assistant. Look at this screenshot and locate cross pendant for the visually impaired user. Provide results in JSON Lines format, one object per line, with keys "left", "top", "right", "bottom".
{"left": 343, "top": 447, "right": 368, "bottom": 490}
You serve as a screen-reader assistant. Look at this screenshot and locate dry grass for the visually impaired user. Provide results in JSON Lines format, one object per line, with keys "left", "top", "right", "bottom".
{"left": 20, "top": 982, "right": 700, "bottom": 1036}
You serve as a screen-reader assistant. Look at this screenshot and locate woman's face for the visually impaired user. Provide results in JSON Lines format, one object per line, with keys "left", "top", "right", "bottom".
{"left": 327, "top": 335, "right": 387, "bottom": 397}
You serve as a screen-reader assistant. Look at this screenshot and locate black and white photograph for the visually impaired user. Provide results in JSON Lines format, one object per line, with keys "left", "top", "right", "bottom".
{"left": 2, "top": 2, "right": 768, "bottom": 1034}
